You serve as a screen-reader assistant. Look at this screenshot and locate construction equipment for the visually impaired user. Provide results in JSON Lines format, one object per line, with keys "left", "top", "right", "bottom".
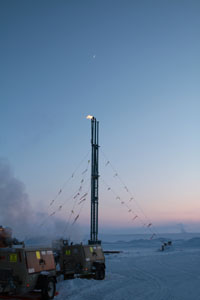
{"left": 53, "top": 239, "right": 105, "bottom": 280}
{"left": 0, "top": 226, "right": 57, "bottom": 300}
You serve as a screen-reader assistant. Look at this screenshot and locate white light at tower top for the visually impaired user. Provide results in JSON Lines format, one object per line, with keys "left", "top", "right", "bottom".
{"left": 86, "top": 115, "right": 93, "bottom": 120}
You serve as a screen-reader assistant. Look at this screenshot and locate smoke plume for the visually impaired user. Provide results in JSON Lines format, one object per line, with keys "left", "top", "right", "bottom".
{"left": 0, "top": 158, "right": 33, "bottom": 238}
{"left": 0, "top": 159, "right": 83, "bottom": 244}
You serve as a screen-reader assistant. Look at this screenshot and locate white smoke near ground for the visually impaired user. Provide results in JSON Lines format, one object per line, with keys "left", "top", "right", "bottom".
{"left": 28, "top": 212, "right": 83, "bottom": 246}
{"left": 0, "top": 159, "right": 83, "bottom": 244}
{"left": 177, "top": 223, "right": 187, "bottom": 234}
{"left": 0, "top": 158, "right": 33, "bottom": 239}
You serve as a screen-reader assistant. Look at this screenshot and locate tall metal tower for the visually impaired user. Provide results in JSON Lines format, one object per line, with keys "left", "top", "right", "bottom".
{"left": 87, "top": 115, "right": 101, "bottom": 245}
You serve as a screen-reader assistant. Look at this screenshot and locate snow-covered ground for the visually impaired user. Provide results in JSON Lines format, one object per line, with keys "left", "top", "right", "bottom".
{"left": 56, "top": 234, "right": 200, "bottom": 300}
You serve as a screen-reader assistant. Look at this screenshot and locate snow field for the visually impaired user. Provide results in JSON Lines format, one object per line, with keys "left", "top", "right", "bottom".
{"left": 56, "top": 238, "right": 200, "bottom": 300}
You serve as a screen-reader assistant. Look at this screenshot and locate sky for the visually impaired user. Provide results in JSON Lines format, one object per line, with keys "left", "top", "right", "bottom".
{"left": 0, "top": 0, "right": 200, "bottom": 237}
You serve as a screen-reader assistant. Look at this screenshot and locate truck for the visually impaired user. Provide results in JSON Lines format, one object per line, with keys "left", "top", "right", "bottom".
{"left": 0, "top": 226, "right": 57, "bottom": 300}
{"left": 53, "top": 239, "right": 105, "bottom": 280}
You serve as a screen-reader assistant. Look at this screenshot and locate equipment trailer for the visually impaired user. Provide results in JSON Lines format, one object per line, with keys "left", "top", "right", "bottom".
{"left": 53, "top": 239, "right": 105, "bottom": 280}
{"left": 0, "top": 227, "right": 57, "bottom": 300}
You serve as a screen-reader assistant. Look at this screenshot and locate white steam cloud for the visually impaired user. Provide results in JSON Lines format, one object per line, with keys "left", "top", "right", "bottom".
{"left": 0, "top": 158, "right": 33, "bottom": 238}
{"left": 0, "top": 159, "right": 83, "bottom": 244}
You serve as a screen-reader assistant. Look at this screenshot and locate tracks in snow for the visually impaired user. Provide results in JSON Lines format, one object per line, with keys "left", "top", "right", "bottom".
{"left": 56, "top": 252, "right": 179, "bottom": 300}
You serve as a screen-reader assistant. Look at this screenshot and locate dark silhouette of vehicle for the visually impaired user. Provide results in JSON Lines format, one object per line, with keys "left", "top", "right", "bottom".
{"left": 53, "top": 239, "right": 105, "bottom": 280}
{"left": 0, "top": 226, "right": 57, "bottom": 300}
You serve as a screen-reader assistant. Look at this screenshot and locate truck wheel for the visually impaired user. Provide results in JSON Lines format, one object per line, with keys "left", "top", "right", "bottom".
{"left": 41, "top": 278, "right": 56, "bottom": 300}
{"left": 64, "top": 273, "right": 74, "bottom": 280}
{"left": 95, "top": 267, "right": 105, "bottom": 280}
{"left": 100, "top": 267, "right": 105, "bottom": 280}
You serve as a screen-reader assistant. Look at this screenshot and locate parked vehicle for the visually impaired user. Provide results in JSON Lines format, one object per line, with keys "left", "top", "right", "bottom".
{"left": 0, "top": 226, "right": 57, "bottom": 300}
{"left": 53, "top": 239, "right": 105, "bottom": 280}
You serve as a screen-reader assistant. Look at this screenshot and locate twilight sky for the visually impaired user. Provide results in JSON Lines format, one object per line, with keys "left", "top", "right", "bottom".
{"left": 0, "top": 0, "right": 200, "bottom": 235}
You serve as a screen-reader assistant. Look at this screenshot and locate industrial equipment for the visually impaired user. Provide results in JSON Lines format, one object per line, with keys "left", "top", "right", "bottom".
{"left": 53, "top": 239, "right": 105, "bottom": 280}
{"left": 0, "top": 226, "right": 57, "bottom": 300}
